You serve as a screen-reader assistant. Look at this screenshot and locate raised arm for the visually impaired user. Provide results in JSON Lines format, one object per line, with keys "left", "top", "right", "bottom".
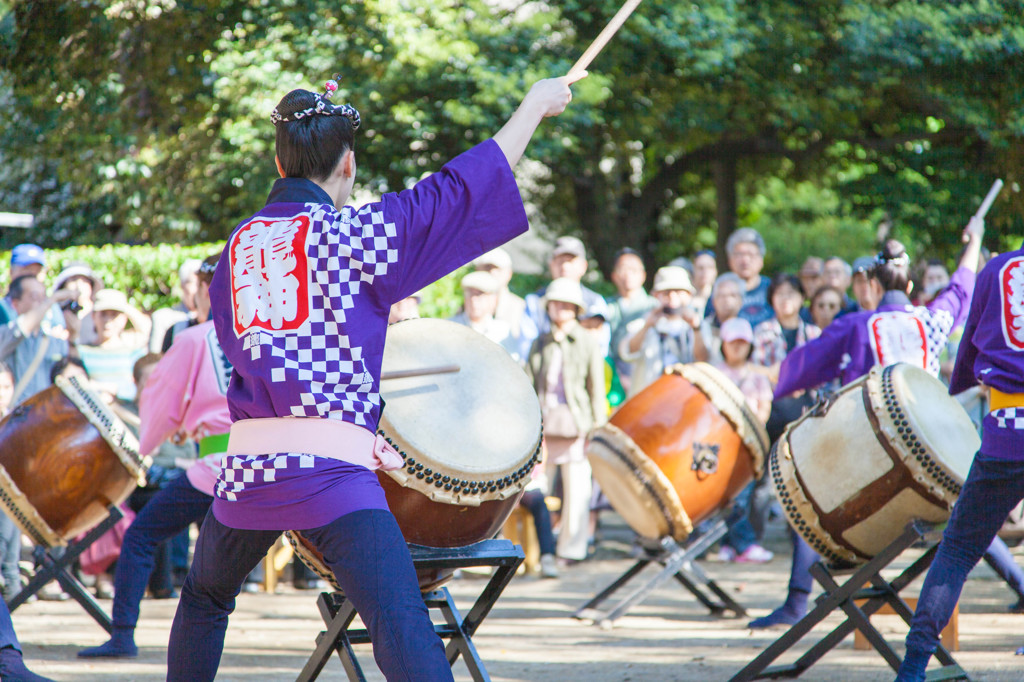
{"left": 492, "top": 74, "right": 587, "bottom": 168}
{"left": 957, "top": 216, "right": 986, "bottom": 273}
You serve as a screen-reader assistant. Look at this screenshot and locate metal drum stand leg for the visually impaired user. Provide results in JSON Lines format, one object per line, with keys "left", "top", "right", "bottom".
{"left": 574, "top": 516, "right": 746, "bottom": 628}
{"left": 730, "top": 520, "right": 969, "bottom": 682}
{"left": 296, "top": 538, "right": 524, "bottom": 682}
{"left": 6, "top": 504, "right": 122, "bottom": 633}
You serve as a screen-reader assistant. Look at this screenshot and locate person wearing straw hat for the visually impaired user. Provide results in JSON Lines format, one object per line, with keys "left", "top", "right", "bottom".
{"left": 618, "top": 265, "right": 699, "bottom": 397}
{"left": 77, "top": 289, "right": 151, "bottom": 402}
{"left": 526, "top": 277, "right": 606, "bottom": 563}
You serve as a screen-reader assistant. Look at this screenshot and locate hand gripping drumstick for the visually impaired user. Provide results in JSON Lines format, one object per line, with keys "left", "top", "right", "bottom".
{"left": 567, "top": 0, "right": 644, "bottom": 79}
{"left": 380, "top": 364, "right": 460, "bottom": 381}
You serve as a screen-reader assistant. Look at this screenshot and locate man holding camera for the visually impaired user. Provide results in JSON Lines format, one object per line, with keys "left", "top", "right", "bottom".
{"left": 618, "top": 265, "right": 701, "bottom": 397}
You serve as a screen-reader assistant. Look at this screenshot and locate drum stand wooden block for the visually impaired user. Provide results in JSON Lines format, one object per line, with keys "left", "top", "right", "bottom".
{"left": 6, "top": 505, "right": 122, "bottom": 633}
{"left": 730, "top": 520, "right": 969, "bottom": 682}
{"left": 296, "top": 538, "right": 524, "bottom": 682}
{"left": 573, "top": 517, "right": 746, "bottom": 628}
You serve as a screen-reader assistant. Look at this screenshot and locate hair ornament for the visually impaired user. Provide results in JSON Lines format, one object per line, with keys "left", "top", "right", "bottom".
{"left": 875, "top": 251, "right": 909, "bottom": 267}
{"left": 199, "top": 260, "right": 217, "bottom": 276}
{"left": 270, "top": 75, "right": 361, "bottom": 130}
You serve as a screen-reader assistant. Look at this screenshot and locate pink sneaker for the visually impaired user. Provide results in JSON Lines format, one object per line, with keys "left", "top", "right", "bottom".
{"left": 735, "top": 544, "right": 774, "bottom": 563}
{"left": 717, "top": 545, "right": 738, "bottom": 562}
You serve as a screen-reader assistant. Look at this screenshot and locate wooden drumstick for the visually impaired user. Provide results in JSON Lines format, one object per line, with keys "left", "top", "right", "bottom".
{"left": 380, "top": 364, "right": 461, "bottom": 381}
{"left": 567, "top": 0, "right": 644, "bottom": 79}
{"left": 974, "top": 178, "right": 1003, "bottom": 220}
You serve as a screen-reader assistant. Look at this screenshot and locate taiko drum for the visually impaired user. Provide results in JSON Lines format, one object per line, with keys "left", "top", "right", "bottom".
{"left": 289, "top": 319, "right": 542, "bottom": 590}
{"left": 587, "top": 363, "right": 768, "bottom": 543}
{"left": 0, "top": 376, "right": 145, "bottom": 548}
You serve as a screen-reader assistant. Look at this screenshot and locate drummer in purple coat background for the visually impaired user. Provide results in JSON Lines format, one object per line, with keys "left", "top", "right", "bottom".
{"left": 165, "top": 71, "right": 584, "bottom": 682}
{"left": 896, "top": 240, "right": 1024, "bottom": 680}
{"left": 750, "top": 215, "right": 998, "bottom": 629}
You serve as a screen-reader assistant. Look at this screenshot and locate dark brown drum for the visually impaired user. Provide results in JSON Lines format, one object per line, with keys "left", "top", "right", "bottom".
{"left": 288, "top": 318, "right": 542, "bottom": 590}
{"left": 0, "top": 375, "right": 146, "bottom": 547}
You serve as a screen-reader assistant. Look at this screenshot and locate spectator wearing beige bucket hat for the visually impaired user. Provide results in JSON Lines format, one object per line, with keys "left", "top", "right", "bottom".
{"left": 77, "top": 289, "right": 152, "bottom": 402}
{"left": 618, "top": 265, "right": 700, "bottom": 397}
{"left": 525, "top": 277, "right": 606, "bottom": 563}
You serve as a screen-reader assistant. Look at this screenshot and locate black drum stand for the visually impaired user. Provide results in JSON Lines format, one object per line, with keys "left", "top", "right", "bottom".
{"left": 6, "top": 504, "right": 121, "bottom": 632}
{"left": 574, "top": 516, "right": 746, "bottom": 628}
{"left": 296, "top": 538, "right": 524, "bottom": 682}
{"left": 730, "top": 520, "right": 969, "bottom": 681}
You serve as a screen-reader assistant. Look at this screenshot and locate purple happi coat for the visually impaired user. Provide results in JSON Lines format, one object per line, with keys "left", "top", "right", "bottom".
{"left": 208, "top": 140, "right": 527, "bottom": 530}
{"left": 775, "top": 266, "right": 975, "bottom": 399}
{"left": 949, "top": 244, "right": 1024, "bottom": 460}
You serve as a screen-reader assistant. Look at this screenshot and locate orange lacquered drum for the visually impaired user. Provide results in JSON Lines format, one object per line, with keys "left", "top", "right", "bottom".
{"left": 289, "top": 319, "right": 542, "bottom": 590}
{"left": 772, "top": 363, "right": 977, "bottom": 566}
{"left": 587, "top": 363, "right": 768, "bottom": 543}
{"left": 0, "top": 375, "right": 146, "bottom": 548}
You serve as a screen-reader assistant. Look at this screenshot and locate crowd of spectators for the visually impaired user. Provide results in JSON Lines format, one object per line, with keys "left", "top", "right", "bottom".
{"left": 0, "top": 229, "right": 981, "bottom": 598}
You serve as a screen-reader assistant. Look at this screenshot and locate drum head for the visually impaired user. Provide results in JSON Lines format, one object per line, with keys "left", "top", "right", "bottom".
{"left": 588, "top": 423, "right": 693, "bottom": 542}
{"left": 379, "top": 319, "right": 542, "bottom": 505}
{"left": 881, "top": 363, "right": 976, "bottom": 484}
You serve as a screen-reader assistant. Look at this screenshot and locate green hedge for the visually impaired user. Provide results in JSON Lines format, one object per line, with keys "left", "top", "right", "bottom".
{"left": 2, "top": 243, "right": 228, "bottom": 312}
{"left": 2, "top": 243, "right": 609, "bottom": 316}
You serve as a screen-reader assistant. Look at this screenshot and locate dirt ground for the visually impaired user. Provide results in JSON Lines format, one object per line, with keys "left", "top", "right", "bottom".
{"left": 12, "top": 514, "right": 1024, "bottom": 681}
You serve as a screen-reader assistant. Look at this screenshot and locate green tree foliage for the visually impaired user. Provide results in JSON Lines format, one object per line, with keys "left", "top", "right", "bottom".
{"left": 0, "top": 0, "right": 1020, "bottom": 277}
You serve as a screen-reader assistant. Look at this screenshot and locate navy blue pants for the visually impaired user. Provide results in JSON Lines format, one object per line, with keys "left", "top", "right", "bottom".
{"left": 897, "top": 454, "right": 1024, "bottom": 681}
{"left": 0, "top": 593, "right": 18, "bottom": 650}
{"left": 113, "top": 474, "right": 211, "bottom": 631}
{"left": 167, "top": 508, "right": 454, "bottom": 682}
{"left": 521, "top": 490, "right": 556, "bottom": 556}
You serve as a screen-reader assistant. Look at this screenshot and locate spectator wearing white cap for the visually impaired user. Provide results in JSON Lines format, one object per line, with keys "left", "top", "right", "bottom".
{"left": 723, "top": 228, "right": 774, "bottom": 327}
{"left": 605, "top": 249, "right": 657, "bottom": 393}
{"left": 448, "top": 271, "right": 522, "bottom": 362}
{"left": 472, "top": 247, "right": 537, "bottom": 358}
{"left": 618, "top": 266, "right": 700, "bottom": 397}
{"left": 150, "top": 259, "right": 203, "bottom": 353}
{"left": 524, "top": 236, "right": 610, "bottom": 353}
{"left": 526, "top": 277, "right": 606, "bottom": 563}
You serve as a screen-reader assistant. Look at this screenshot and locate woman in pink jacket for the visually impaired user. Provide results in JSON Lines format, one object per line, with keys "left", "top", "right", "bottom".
{"left": 78, "top": 255, "right": 232, "bottom": 659}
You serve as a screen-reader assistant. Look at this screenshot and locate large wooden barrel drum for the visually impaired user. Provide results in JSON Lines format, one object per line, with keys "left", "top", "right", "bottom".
{"left": 772, "top": 363, "right": 978, "bottom": 566}
{"left": 289, "top": 318, "right": 542, "bottom": 589}
{"left": 0, "top": 375, "right": 146, "bottom": 547}
{"left": 587, "top": 363, "right": 769, "bottom": 543}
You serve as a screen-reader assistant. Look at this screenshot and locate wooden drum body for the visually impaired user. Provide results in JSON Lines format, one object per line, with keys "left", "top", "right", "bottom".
{"left": 290, "top": 318, "right": 542, "bottom": 590}
{"left": 587, "top": 363, "right": 768, "bottom": 543}
{"left": 772, "top": 363, "right": 978, "bottom": 566}
{"left": 0, "top": 376, "right": 145, "bottom": 547}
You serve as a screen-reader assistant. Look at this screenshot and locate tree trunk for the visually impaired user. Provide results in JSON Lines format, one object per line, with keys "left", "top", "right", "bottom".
{"left": 713, "top": 158, "right": 737, "bottom": 271}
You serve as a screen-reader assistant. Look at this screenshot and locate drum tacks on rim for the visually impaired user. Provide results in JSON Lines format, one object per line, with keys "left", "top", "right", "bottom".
{"left": 289, "top": 318, "right": 542, "bottom": 591}
{"left": 772, "top": 363, "right": 978, "bottom": 566}
{"left": 587, "top": 362, "right": 769, "bottom": 543}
